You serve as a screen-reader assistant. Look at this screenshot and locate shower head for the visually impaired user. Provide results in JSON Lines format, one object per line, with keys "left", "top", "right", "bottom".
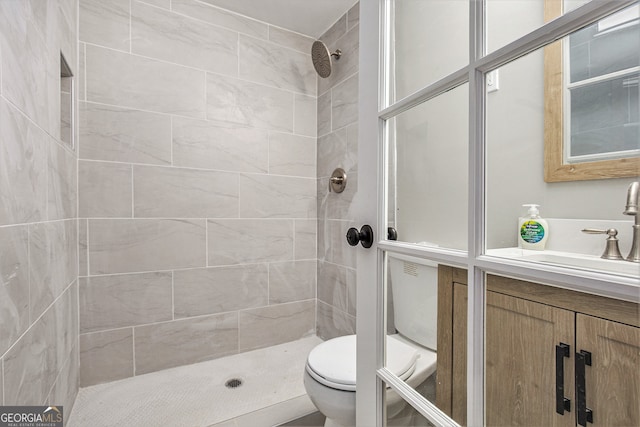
{"left": 311, "top": 40, "right": 341, "bottom": 78}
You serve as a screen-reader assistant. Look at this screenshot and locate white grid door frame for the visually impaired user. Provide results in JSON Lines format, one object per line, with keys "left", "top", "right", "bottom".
{"left": 360, "top": 0, "right": 640, "bottom": 426}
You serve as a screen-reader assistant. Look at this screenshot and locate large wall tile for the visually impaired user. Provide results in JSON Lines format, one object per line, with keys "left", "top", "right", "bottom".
{"left": 58, "top": 0, "right": 79, "bottom": 73}
{"left": 80, "top": 272, "right": 173, "bottom": 333}
{"left": 79, "top": 44, "right": 86, "bottom": 101}
{"left": 206, "top": 74, "right": 294, "bottom": 132}
{"left": 207, "top": 219, "right": 294, "bottom": 265}
{"left": 346, "top": 123, "right": 359, "bottom": 171}
{"left": 294, "top": 219, "right": 317, "bottom": 260}
{"left": 78, "top": 219, "right": 88, "bottom": 277}
{"left": 79, "top": 161, "right": 132, "bottom": 218}
{"left": 317, "top": 128, "right": 347, "bottom": 178}
{"left": 268, "top": 26, "right": 314, "bottom": 54}
{"left": 50, "top": 341, "right": 79, "bottom": 415}
{"left": 172, "top": 0, "right": 268, "bottom": 39}
{"left": 317, "top": 261, "right": 348, "bottom": 311}
{"left": 316, "top": 301, "right": 355, "bottom": 341}
{"left": 238, "top": 300, "right": 315, "bottom": 352}
{"left": 173, "top": 264, "right": 268, "bottom": 318}
{"left": 239, "top": 35, "right": 315, "bottom": 95}
{"left": 318, "top": 219, "right": 357, "bottom": 268}
{"left": 48, "top": 141, "right": 77, "bottom": 221}
{"left": 0, "top": 99, "right": 48, "bottom": 226}
{"left": 131, "top": 2, "right": 237, "bottom": 76}
{"left": 1, "top": 360, "right": 4, "bottom": 404}
{"left": 54, "top": 283, "right": 78, "bottom": 375}
{"left": 269, "top": 261, "right": 316, "bottom": 304}
{"left": 317, "top": 90, "right": 332, "bottom": 137}
{"left": 347, "top": 3, "right": 360, "bottom": 30}
{"left": 269, "top": 132, "right": 316, "bottom": 178}
{"left": 30, "top": 220, "right": 78, "bottom": 321}
{"left": 318, "top": 14, "right": 346, "bottom": 49}
{"left": 331, "top": 73, "right": 359, "bottom": 130}
{"left": 172, "top": 117, "right": 269, "bottom": 173}
{"left": 347, "top": 269, "right": 357, "bottom": 316}
{"left": 0, "top": 0, "right": 58, "bottom": 135}
{"left": 79, "top": 102, "right": 172, "bottom": 165}
{"left": 3, "top": 306, "right": 57, "bottom": 405}
{"left": 0, "top": 226, "right": 30, "bottom": 355}
{"left": 86, "top": 45, "right": 206, "bottom": 118}
{"left": 317, "top": 172, "right": 358, "bottom": 220}
{"left": 138, "top": 0, "right": 170, "bottom": 10}
{"left": 239, "top": 175, "right": 316, "bottom": 218}
{"left": 294, "top": 94, "right": 317, "bottom": 137}
{"left": 133, "top": 165, "right": 238, "bottom": 218}
{"left": 134, "top": 312, "right": 238, "bottom": 374}
{"left": 79, "top": 0, "right": 130, "bottom": 51}
{"left": 80, "top": 329, "right": 134, "bottom": 386}
{"left": 88, "top": 219, "right": 206, "bottom": 274}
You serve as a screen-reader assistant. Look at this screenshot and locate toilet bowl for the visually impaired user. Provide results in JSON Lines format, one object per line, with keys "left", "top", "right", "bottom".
{"left": 304, "top": 334, "right": 437, "bottom": 427}
{"left": 304, "top": 252, "right": 439, "bottom": 426}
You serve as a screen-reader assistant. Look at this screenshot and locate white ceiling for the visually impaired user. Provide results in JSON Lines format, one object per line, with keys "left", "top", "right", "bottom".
{"left": 199, "top": 0, "right": 357, "bottom": 38}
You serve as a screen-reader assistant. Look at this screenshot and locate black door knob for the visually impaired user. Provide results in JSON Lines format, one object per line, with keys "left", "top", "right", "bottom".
{"left": 387, "top": 227, "right": 398, "bottom": 241}
{"left": 346, "top": 225, "right": 374, "bottom": 248}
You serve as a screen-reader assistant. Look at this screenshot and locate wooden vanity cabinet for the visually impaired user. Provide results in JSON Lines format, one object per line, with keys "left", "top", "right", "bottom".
{"left": 436, "top": 266, "right": 640, "bottom": 427}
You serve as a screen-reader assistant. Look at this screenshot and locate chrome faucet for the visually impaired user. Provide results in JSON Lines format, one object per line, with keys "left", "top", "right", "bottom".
{"left": 623, "top": 181, "right": 640, "bottom": 262}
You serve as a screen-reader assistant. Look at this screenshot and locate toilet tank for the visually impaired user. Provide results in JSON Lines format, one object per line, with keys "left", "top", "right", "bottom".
{"left": 388, "top": 253, "right": 438, "bottom": 351}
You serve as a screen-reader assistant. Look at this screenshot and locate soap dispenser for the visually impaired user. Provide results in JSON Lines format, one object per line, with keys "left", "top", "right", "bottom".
{"left": 518, "top": 204, "right": 549, "bottom": 250}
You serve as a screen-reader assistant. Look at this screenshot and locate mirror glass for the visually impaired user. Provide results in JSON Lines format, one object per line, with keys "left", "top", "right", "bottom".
{"left": 544, "top": 1, "right": 639, "bottom": 181}
{"left": 564, "top": 4, "right": 639, "bottom": 162}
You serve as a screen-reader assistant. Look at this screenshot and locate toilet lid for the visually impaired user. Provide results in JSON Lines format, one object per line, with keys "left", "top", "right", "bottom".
{"left": 306, "top": 335, "right": 418, "bottom": 392}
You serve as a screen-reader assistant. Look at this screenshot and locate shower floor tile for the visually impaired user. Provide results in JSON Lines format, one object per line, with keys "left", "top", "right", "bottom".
{"left": 68, "top": 336, "right": 322, "bottom": 427}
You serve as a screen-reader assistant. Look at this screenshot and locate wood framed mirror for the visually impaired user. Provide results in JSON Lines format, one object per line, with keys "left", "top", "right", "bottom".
{"left": 544, "top": 0, "right": 640, "bottom": 182}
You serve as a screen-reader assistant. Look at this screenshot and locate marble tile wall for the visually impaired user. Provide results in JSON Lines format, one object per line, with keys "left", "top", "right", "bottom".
{"left": 316, "top": 3, "right": 360, "bottom": 340}
{"left": 0, "top": 0, "right": 79, "bottom": 419}
{"left": 78, "top": 0, "right": 318, "bottom": 386}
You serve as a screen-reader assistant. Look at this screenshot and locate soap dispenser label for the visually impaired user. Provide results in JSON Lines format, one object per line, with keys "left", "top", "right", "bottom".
{"left": 521, "top": 221, "right": 545, "bottom": 243}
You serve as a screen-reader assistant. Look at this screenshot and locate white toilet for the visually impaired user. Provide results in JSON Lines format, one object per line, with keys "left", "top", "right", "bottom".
{"left": 304, "top": 252, "right": 439, "bottom": 427}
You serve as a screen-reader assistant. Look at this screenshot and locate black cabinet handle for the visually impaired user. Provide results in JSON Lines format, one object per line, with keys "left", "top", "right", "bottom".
{"left": 555, "top": 343, "right": 571, "bottom": 415}
{"left": 576, "top": 350, "right": 594, "bottom": 426}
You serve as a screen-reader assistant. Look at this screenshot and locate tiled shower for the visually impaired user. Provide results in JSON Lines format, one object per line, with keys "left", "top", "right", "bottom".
{"left": 0, "top": 0, "right": 359, "bottom": 421}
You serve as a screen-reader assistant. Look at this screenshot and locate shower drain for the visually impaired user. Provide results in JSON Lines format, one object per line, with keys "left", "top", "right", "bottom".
{"left": 225, "top": 378, "right": 243, "bottom": 389}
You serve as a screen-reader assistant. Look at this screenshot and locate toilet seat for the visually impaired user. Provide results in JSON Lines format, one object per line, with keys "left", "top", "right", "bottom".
{"left": 305, "top": 335, "right": 419, "bottom": 392}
